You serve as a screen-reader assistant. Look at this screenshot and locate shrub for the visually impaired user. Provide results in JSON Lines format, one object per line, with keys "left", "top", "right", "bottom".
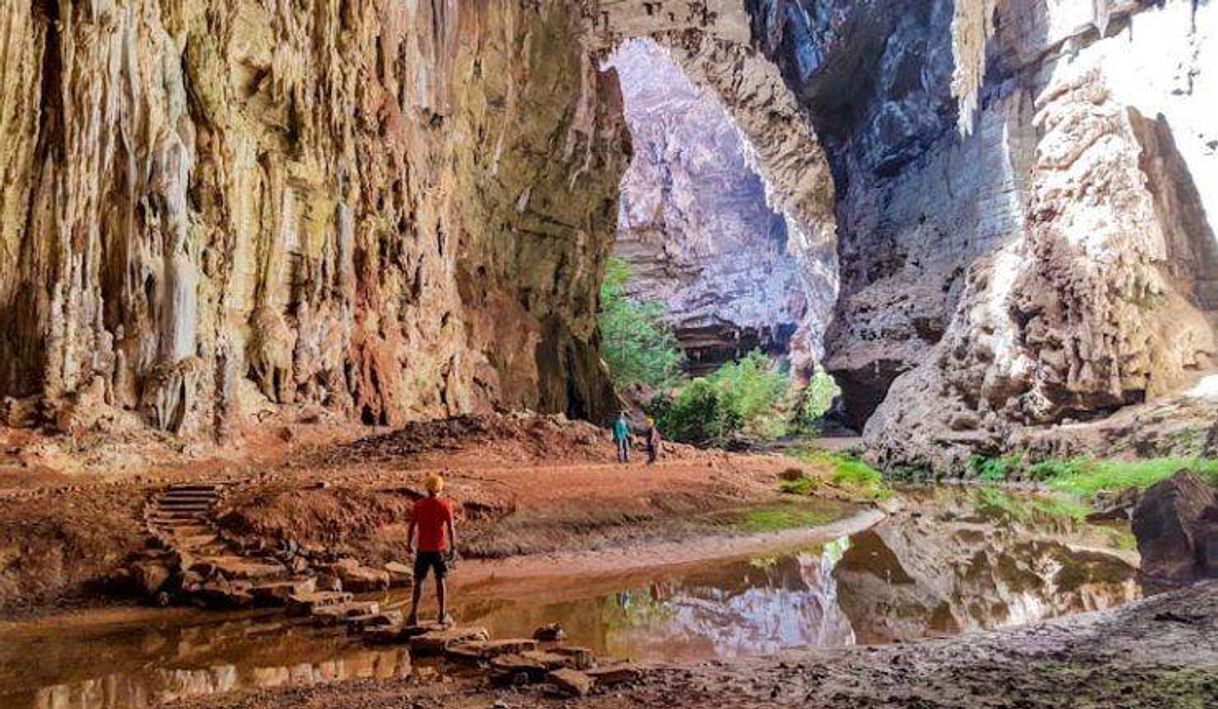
{"left": 656, "top": 351, "right": 789, "bottom": 445}
{"left": 793, "top": 366, "right": 841, "bottom": 434}
{"left": 597, "top": 257, "right": 684, "bottom": 391}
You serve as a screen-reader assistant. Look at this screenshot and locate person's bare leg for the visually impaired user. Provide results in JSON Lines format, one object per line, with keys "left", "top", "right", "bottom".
{"left": 436, "top": 576, "right": 449, "bottom": 624}
{"left": 407, "top": 576, "right": 424, "bottom": 626}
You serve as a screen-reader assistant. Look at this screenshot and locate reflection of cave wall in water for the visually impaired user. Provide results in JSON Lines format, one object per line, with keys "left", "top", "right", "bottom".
{"left": 831, "top": 502, "right": 1141, "bottom": 644}
{"left": 607, "top": 39, "right": 807, "bottom": 375}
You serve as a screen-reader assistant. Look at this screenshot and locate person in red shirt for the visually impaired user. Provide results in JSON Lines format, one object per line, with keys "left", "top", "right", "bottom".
{"left": 406, "top": 473, "right": 457, "bottom": 627}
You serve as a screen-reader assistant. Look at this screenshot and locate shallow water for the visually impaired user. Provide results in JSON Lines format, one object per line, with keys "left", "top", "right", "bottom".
{"left": 0, "top": 488, "right": 1141, "bottom": 708}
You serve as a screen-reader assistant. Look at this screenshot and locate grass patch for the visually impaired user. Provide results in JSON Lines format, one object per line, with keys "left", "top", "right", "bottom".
{"left": 971, "top": 486, "right": 1088, "bottom": 523}
{"left": 1037, "top": 457, "right": 1218, "bottom": 498}
{"left": 778, "top": 476, "right": 817, "bottom": 495}
{"left": 792, "top": 450, "right": 893, "bottom": 501}
{"left": 734, "top": 501, "right": 843, "bottom": 533}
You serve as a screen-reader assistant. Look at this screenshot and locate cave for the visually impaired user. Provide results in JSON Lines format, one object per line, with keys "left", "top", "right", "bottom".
{"left": 604, "top": 38, "right": 828, "bottom": 377}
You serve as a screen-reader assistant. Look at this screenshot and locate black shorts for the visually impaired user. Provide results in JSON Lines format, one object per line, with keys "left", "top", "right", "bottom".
{"left": 414, "top": 551, "right": 449, "bottom": 581}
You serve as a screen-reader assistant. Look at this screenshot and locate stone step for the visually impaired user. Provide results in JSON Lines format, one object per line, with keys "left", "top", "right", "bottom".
{"left": 287, "top": 591, "right": 355, "bottom": 615}
{"left": 189, "top": 555, "right": 286, "bottom": 580}
{"left": 446, "top": 638, "right": 539, "bottom": 663}
{"left": 166, "top": 484, "right": 224, "bottom": 493}
{"left": 585, "top": 664, "right": 642, "bottom": 687}
{"left": 160, "top": 490, "right": 220, "bottom": 500}
{"left": 409, "top": 626, "right": 490, "bottom": 656}
{"left": 251, "top": 577, "right": 318, "bottom": 605}
{"left": 548, "top": 668, "right": 594, "bottom": 697}
{"left": 311, "top": 600, "right": 383, "bottom": 626}
{"left": 155, "top": 499, "right": 214, "bottom": 510}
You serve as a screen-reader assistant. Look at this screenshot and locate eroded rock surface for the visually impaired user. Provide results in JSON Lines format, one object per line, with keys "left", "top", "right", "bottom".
{"left": 0, "top": 0, "right": 628, "bottom": 436}
{"left": 608, "top": 39, "right": 804, "bottom": 374}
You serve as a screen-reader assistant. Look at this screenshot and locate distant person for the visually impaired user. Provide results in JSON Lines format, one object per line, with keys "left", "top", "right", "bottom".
{"left": 612, "top": 410, "right": 632, "bottom": 464}
{"left": 406, "top": 473, "right": 457, "bottom": 627}
{"left": 645, "top": 417, "right": 662, "bottom": 464}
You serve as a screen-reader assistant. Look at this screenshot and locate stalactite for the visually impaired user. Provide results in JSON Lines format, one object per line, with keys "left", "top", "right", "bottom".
{"left": 950, "top": 0, "right": 995, "bottom": 136}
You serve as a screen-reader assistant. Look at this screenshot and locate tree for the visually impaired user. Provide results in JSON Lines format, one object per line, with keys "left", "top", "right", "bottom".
{"left": 598, "top": 257, "right": 684, "bottom": 391}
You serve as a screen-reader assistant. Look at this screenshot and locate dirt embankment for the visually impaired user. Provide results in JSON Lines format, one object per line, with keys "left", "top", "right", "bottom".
{"left": 0, "top": 414, "right": 846, "bottom": 615}
{"left": 171, "top": 581, "right": 1218, "bottom": 709}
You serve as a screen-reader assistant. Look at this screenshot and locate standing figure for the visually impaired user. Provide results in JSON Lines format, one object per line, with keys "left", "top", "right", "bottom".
{"left": 645, "top": 417, "right": 662, "bottom": 464}
{"left": 406, "top": 473, "right": 457, "bottom": 627}
{"left": 613, "top": 410, "right": 632, "bottom": 464}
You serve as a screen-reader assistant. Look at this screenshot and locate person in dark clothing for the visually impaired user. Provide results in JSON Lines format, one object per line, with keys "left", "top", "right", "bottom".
{"left": 645, "top": 417, "right": 662, "bottom": 464}
{"left": 612, "top": 411, "right": 632, "bottom": 464}
{"left": 406, "top": 473, "right": 457, "bottom": 627}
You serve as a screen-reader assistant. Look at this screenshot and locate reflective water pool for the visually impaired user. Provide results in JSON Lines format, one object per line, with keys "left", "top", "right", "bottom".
{"left": 0, "top": 488, "right": 1141, "bottom": 708}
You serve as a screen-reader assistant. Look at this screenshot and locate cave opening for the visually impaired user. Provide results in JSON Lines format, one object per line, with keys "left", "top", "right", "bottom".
{"left": 603, "top": 38, "right": 824, "bottom": 380}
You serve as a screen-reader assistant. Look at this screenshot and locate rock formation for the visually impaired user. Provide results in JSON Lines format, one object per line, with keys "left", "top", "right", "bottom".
{"left": 1133, "top": 469, "right": 1218, "bottom": 584}
{"left": 0, "top": 0, "right": 629, "bottom": 436}
{"left": 608, "top": 39, "right": 805, "bottom": 375}
{"left": 747, "top": 0, "right": 1218, "bottom": 468}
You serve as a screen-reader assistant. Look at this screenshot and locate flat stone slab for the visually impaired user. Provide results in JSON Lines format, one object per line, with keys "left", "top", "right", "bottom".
{"left": 286, "top": 591, "right": 354, "bottom": 615}
{"left": 344, "top": 610, "right": 404, "bottom": 631}
{"left": 410, "top": 626, "right": 490, "bottom": 655}
{"left": 192, "top": 555, "right": 286, "bottom": 580}
{"left": 548, "top": 668, "right": 594, "bottom": 697}
{"left": 252, "top": 578, "right": 317, "bottom": 605}
{"left": 311, "top": 600, "right": 382, "bottom": 625}
{"left": 586, "top": 664, "right": 642, "bottom": 686}
{"left": 446, "top": 638, "right": 539, "bottom": 662}
{"left": 551, "top": 645, "right": 594, "bottom": 670}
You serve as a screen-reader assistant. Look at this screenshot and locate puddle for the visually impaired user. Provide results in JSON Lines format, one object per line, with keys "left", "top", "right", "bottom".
{"left": 0, "top": 488, "right": 1141, "bottom": 708}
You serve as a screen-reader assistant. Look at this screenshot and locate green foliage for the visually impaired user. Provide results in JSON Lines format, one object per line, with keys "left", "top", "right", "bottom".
{"left": 1037, "top": 457, "right": 1218, "bottom": 498}
{"left": 793, "top": 366, "right": 841, "bottom": 434}
{"left": 791, "top": 450, "right": 892, "bottom": 501}
{"left": 735, "top": 501, "right": 841, "bottom": 533}
{"left": 971, "top": 486, "right": 1088, "bottom": 523}
{"left": 597, "top": 257, "right": 683, "bottom": 391}
{"left": 968, "top": 454, "right": 1024, "bottom": 482}
{"left": 655, "top": 351, "right": 790, "bottom": 445}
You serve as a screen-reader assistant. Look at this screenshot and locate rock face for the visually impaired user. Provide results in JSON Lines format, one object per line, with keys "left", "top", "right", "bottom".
{"left": 0, "top": 0, "right": 628, "bottom": 435}
{"left": 749, "top": 0, "right": 1218, "bottom": 467}
{"left": 608, "top": 39, "right": 805, "bottom": 375}
{"left": 1132, "top": 469, "right": 1218, "bottom": 583}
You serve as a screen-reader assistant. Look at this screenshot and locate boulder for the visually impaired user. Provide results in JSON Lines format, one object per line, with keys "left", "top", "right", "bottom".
{"left": 251, "top": 577, "right": 316, "bottom": 605}
{"left": 331, "top": 558, "right": 391, "bottom": 593}
{"left": 130, "top": 560, "right": 172, "bottom": 597}
{"left": 551, "top": 645, "right": 594, "bottom": 670}
{"left": 532, "top": 622, "right": 566, "bottom": 641}
{"left": 1132, "top": 470, "right": 1218, "bottom": 582}
{"left": 548, "top": 668, "right": 594, "bottom": 697}
{"left": 1087, "top": 486, "right": 1141, "bottom": 523}
{"left": 286, "top": 590, "right": 353, "bottom": 615}
{"left": 384, "top": 561, "right": 414, "bottom": 588}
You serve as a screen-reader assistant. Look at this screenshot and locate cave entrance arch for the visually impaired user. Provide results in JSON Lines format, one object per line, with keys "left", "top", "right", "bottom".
{"left": 583, "top": 6, "right": 841, "bottom": 381}
{"left": 605, "top": 38, "right": 807, "bottom": 376}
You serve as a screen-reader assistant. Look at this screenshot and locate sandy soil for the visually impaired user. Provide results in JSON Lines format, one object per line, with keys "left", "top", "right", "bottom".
{"left": 170, "top": 581, "right": 1218, "bottom": 709}
{"left": 0, "top": 414, "right": 854, "bottom": 615}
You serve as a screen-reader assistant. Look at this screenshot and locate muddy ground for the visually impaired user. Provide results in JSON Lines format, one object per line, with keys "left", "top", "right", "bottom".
{"left": 0, "top": 413, "right": 854, "bottom": 615}
{"left": 170, "top": 581, "right": 1218, "bottom": 709}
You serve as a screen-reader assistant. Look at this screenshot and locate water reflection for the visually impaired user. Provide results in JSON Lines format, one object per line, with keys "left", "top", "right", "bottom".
{"left": 0, "top": 489, "right": 1141, "bottom": 708}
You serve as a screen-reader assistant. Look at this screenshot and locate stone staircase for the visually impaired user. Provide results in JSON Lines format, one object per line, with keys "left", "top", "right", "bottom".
{"left": 131, "top": 482, "right": 402, "bottom": 611}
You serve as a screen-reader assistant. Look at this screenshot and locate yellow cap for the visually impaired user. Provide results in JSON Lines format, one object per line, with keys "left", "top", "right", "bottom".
{"left": 425, "top": 474, "right": 444, "bottom": 493}
{"left": 646, "top": 417, "right": 655, "bottom": 426}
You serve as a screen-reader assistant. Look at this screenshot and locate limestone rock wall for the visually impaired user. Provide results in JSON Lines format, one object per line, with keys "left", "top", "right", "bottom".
{"left": 0, "top": 0, "right": 628, "bottom": 435}
{"left": 608, "top": 39, "right": 804, "bottom": 375}
{"left": 750, "top": 0, "right": 1218, "bottom": 469}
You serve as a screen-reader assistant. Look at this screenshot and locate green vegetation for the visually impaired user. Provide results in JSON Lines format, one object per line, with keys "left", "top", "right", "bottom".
{"left": 964, "top": 453, "right": 1218, "bottom": 499}
{"left": 1039, "top": 457, "right": 1218, "bottom": 498}
{"left": 735, "top": 500, "right": 842, "bottom": 533}
{"left": 597, "top": 257, "right": 684, "bottom": 391}
{"left": 789, "top": 450, "right": 892, "bottom": 501}
{"left": 652, "top": 350, "right": 790, "bottom": 445}
{"left": 970, "top": 486, "right": 1089, "bottom": 523}
{"left": 792, "top": 365, "right": 841, "bottom": 435}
